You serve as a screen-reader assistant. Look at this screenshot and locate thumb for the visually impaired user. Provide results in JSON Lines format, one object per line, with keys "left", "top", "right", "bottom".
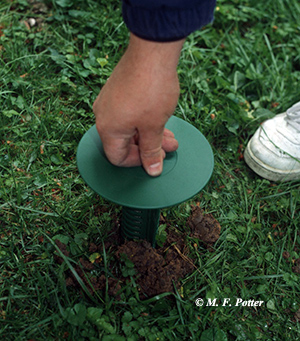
{"left": 138, "top": 127, "right": 165, "bottom": 177}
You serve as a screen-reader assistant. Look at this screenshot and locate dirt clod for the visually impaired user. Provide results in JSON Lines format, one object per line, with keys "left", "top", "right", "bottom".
{"left": 187, "top": 206, "right": 221, "bottom": 245}
{"left": 282, "top": 251, "right": 290, "bottom": 259}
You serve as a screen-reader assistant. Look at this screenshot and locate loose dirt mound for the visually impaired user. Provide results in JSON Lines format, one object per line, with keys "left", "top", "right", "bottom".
{"left": 55, "top": 210, "right": 221, "bottom": 299}
{"left": 115, "top": 238, "right": 193, "bottom": 297}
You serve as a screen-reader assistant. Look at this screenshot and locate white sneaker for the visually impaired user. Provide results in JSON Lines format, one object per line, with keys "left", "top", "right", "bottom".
{"left": 244, "top": 102, "right": 300, "bottom": 182}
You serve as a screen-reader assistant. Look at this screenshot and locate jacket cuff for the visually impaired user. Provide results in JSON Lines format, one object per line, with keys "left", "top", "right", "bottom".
{"left": 122, "top": 0, "right": 216, "bottom": 42}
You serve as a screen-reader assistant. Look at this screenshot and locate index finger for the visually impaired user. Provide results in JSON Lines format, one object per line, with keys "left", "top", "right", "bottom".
{"left": 100, "top": 133, "right": 141, "bottom": 167}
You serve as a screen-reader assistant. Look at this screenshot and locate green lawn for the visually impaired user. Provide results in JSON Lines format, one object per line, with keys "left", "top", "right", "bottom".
{"left": 1, "top": 0, "right": 300, "bottom": 340}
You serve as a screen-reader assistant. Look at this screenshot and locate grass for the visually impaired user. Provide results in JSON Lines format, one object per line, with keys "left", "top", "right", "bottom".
{"left": 1, "top": 0, "right": 300, "bottom": 339}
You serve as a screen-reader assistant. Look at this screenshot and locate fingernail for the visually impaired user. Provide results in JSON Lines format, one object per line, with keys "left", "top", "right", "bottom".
{"left": 147, "top": 162, "right": 162, "bottom": 176}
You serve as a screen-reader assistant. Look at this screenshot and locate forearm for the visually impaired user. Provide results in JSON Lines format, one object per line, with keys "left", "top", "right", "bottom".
{"left": 105, "top": 33, "right": 185, "bottom": 125}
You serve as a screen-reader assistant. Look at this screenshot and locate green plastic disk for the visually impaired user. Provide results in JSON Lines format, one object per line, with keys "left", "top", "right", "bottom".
{"left": 77, "top": 116, "right": 214, "bottom": 209}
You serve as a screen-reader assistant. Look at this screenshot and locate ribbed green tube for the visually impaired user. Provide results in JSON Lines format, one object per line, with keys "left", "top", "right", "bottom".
{"left": 121, "top": 207, "right": 160, "bottom": 247}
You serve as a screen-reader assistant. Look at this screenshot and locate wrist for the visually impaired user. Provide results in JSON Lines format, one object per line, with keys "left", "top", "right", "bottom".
{"left": 126, "top": 33, "right": 185, "bottom": 71}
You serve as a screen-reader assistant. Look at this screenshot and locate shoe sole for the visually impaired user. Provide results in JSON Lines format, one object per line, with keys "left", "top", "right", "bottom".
{"left": 244, "top": 137, "right": 300, "bottom": 182}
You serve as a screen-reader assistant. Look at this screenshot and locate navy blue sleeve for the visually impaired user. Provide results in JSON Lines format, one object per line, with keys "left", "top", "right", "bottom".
{"left": 122, "top": 0, "right": 216, "bottom": 42}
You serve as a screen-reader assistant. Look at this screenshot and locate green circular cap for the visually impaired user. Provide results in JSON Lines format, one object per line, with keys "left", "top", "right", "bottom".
{"left": 77, "top": 116, "right": 214, "bottom": 209}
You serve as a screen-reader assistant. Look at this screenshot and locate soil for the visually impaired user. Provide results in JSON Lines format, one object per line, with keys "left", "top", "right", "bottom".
{"left": 187, "top": 206, "right": 221, "bottom": 245}
{"left": 54, "top": 208, "right": 221, "bottom": 299}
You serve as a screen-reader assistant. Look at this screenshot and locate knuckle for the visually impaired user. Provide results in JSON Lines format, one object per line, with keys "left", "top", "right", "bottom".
{"left": 103, "top": 147, "right": 124, "bottom": 166}
{"left": 96, "top": 121, "right": 107, "bottom": 137}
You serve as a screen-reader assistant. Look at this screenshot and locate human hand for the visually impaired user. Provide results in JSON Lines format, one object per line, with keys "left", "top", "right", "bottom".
{"left": 93, "top": 34, "right": 184, "bottom": 176}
